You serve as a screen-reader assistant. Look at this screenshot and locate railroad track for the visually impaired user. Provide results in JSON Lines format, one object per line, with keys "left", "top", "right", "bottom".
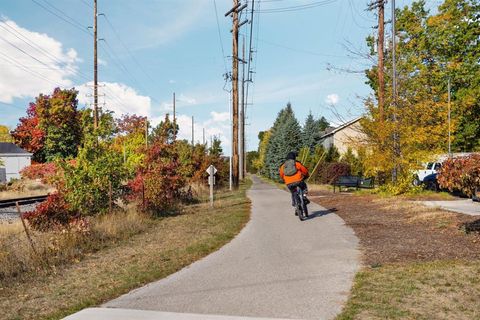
{"left": 0, "top": 195, "right": 48, "bottom": 209}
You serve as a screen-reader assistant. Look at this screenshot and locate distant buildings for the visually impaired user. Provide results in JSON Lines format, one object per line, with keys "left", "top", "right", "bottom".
{"left": 0, "top": 143, "right": 32, "bottom": 183}
{"left": 319, "top": 117, "right": 364, "bottom": 155}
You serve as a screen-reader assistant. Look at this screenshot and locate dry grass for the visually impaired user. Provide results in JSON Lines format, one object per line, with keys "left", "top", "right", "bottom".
{"left": 0, "top": 179, "right": 251, "bottom": 320}
{"left": 337, "top": 260, "right": 480, "bottom": 320}
{"left": 0, "top": 209, "right": 151, "bottom": 283}
{"left": 0, "top": 179, "right": 53, "bottom": 200}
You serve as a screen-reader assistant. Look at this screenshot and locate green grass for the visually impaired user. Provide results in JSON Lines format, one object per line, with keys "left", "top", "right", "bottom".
{"left": 0, "top": 179, "right": 252, "bottom": 320}
{"left": 337, "top": 260, "right": 480, "bottom": 320}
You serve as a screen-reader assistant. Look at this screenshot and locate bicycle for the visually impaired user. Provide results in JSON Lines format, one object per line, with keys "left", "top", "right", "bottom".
{"left": 292, "top": 186, "right": 309, "bottom": 221}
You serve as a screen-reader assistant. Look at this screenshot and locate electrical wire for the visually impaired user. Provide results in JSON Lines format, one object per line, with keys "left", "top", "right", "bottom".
{"left": 213, "top": 0, "right": 229, "bottom": 74}
{"left": 256, "top": 0, "right": 337, "bottom": 13}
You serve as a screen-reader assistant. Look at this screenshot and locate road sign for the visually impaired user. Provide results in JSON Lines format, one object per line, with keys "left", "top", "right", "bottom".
{"left": 206, "top": 165, "right": 217, "bottom": 175}
{"left": 206, "top": 165, "right": 217, "bottom": 207}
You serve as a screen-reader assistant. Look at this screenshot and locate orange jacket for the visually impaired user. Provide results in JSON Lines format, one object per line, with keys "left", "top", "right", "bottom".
{"left": 279, "top": 161, "right": 309, "bottom": 185}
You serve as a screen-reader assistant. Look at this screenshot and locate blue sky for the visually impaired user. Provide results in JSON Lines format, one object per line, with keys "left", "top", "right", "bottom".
{"left": 0, "top": 0, "right": 439, "bottom": 153}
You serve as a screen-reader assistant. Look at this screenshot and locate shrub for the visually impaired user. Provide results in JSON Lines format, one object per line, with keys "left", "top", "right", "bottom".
{"left": 61, "top": 140, "right": 127, "bottom": 216}
{"left": 20, "top": 162, "right": 58, "bottom": 184}
{"left": 22, "top": 192, "right": 80, "bottom": 231}
{"left": 438, "top": 154, "right": 480, "bottom": 197}
{"left": 315, "top": 162, "right": 351, "bottom": 184}
{"left": 128, "top": 141, "right": 185, "bottom": 215}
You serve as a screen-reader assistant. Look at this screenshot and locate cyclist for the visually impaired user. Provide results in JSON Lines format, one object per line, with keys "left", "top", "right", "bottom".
{"left": 279, "top": 152, "right": 310, "bottom": 208}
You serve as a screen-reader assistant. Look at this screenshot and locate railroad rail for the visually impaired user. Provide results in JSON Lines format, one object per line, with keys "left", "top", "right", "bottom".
{"left": 0, "top": 195, "right": 48, "bottom": 209}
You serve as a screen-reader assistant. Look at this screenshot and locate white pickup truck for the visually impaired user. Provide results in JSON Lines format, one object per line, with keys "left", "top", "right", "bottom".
{"left": 413, "top": 161, "right": 442, "bottom": 186}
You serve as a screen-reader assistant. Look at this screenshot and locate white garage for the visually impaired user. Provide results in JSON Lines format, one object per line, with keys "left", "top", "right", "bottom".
{"left": 0, "top": 143, "right": 32, "bottom": 183}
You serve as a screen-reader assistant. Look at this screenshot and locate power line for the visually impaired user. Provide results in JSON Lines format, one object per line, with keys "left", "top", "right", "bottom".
{"left": 256, "top": 0, "right": 336, "bottom": 13}
{"left": 213, "top": 0, "right": 229, "bottom": 74}
{"left": 102, "top": 15, "right": 157, "bottom": 85}
{"left": 30, "top": 0, "right": 91, "bottom": 36}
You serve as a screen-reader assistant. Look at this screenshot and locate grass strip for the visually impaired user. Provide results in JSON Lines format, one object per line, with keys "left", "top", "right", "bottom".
{"left": 0, "top": 179, "right": 251, "bottom": 320}
{"left": 337, "top": 260, "right": 480, "bottom": 320}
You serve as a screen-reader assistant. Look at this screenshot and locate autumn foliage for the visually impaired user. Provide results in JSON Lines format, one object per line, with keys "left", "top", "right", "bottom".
{"left": 438, "top": 154, "right": 480, "bottom": 197}
{"left": 128, "top": 141, "right": 185, "bottom": 215}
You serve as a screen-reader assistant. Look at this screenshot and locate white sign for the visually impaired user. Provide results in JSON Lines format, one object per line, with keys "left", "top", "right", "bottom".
{"left": 206, "top": 165, "right": 217, "bottom": 175}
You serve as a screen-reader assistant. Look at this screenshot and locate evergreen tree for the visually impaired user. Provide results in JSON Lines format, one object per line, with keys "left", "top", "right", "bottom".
{"left": 209, "top": 136, "right": 223, "bottom": 156}
{"left": 265, "top": 103, "right": 302, "bottom": 180}
{"left": 302, "top": 113, "right": 329, "bottom": 152}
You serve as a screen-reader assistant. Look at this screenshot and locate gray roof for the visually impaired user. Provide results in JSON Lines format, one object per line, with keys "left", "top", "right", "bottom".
{"left": 0, "top": 142, "right": 31, "bottom": 155}
{"left": 319, "top": 117, "right": 362, "bottom": 139}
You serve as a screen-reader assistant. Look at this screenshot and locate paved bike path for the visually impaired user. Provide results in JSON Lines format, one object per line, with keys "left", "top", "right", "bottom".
{"left": 67, "top": 176, "right": 359, "bottom": 320}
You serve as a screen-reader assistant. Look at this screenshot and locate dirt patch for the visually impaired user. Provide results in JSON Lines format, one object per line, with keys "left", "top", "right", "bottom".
{"left": 310, "top": 190, "right": 480, "bottom": 266}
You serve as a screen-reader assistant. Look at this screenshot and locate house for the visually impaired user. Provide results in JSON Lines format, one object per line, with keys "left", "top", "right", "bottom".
{"left": 319, "top": 117, "right": 365, "bottom": 155}
{"left": 0, "top": 143, "right": 32, "bottom": 183}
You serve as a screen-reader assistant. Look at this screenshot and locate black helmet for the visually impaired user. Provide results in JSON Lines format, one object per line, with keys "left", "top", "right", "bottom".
{"left": 286, "top": 152, "right": 297, "bottom": 160}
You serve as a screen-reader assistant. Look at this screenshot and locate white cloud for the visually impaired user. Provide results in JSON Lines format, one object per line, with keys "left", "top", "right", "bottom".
{"left": 325, "top": 93, "right": 339, "bottom": 105}
{"left": 0, "top": 19, "right": 79, "bottom": 103}
{"left": 77, "top": 82, "right": 152, "bottom": 117}
{"left": 211, "top": 111, "right": 230, "bottom": 122}
{"left": 168, "top": 79, "right": 176, "bottom": 84}
{"left": 177, "top": 93, "right": 197, "bottom": 105}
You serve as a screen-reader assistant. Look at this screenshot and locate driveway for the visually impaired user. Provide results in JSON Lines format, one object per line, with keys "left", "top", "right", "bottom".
{"left": 420, "top": 199, "right": 480, "bottom": 216}
{"left": 66, "top": 176, "right": 359, "bottom": 320}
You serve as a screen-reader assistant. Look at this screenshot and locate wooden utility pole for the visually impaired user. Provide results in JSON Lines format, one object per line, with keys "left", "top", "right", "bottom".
{"left": 191, "top": 116, "right": 194, "bottom": 146}
{"left": 448, "top": 78, "right": 451, "bottom": 156}
{"left": 231, "top": 0, "right": 240, "bottom": 187}
{"left": 225, "top": 0, "right": 248, "bottom": 187}
{"left": 391, "top": 0, "right": 399, "bottom": 183}
{"left": 93, "top": 0, "right": 99, "bottom": 129}
{"left": 239, "top": 36, "right": 246, "bottom": 181}
{"left": 368, "top": 0, "right": 385, "bottom": 122}
{"left": 145, "top": 118, "right": 148, "bottom": 147}
{"left": 173, "top": 92, "right": 177, "bottom": 140}
{"left": 377, "top": 1, "right": 385, "bottom": 122}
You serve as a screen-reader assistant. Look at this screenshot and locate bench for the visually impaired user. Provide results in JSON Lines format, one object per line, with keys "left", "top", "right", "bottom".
{"left": 333, "top": 175, "right": 375, "bottom": 193}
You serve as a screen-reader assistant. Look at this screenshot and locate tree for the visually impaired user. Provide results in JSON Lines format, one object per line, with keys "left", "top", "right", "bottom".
{"left": 253, "top": 130, "right": 271, "bottom": 174}
{"left": 302, "top": 113, "right": 329, "bottom": 152}
{"left": 12, "top": 88, "right": 83, "bottom": 162}
{"left": 209, "top": 136, "right": 223, "bottom": 156}
{"left": 0, "top": 125, "right": 13, "bottom": 142}
{"left": 150, "top": 114, "right": 177, "bottom": 145}
{"left": 360, "top": 0, "right": 476, "bottom": 180}
{"left": 11, "top": 103, "right": 45, "bottom": 162}
{"left": 264, "top": 103, "right": 302, "bottom": 180}
{"left": 37, "top": 88, "right": 82, "bottom": 161}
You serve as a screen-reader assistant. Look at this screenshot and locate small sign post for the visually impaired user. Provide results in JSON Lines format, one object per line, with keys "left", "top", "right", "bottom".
{"left": 206, "top": 165, "right": 217, "bottom": 207}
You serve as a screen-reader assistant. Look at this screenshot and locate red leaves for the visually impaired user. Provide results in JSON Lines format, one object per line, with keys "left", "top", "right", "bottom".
{"left": 11, "top": 103, "right": 45, "bottom": 159}
{"left": 23, "top": 192, "right": 80, "bottom": 231}
{"left": 20, "top": 162, "right": 58, "bottom": 184}
{"left": 127, "top": 141, "right": 186, "bottom": 215}
{"left": 438, "top": 154, "right": 480, "bottom": 197}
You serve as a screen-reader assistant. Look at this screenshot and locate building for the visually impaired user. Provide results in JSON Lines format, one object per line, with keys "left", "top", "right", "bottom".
{"left": 0, "top": 143, "right": 32, "bottom": 183}
{"left": 319, "top": 117, "right": 365, "bottom": 155}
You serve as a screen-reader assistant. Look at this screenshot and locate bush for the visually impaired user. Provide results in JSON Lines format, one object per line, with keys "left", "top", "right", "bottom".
{"left": 20, "top": 163, "right": 58, "bottom": 184}
{"left": 22, "top": 192, "right": 80, "bottom": 231}
{"left": 128, "top": 141, "right": 185, "bottom": 215}
{"left": 315, "top": 162, "right": 351, "bottom": 184}
{"left": 61, "top": 141, "right": 127, "bottom": 216}
{"left": 438, "top": 154, "right": 480, "bottom": 197}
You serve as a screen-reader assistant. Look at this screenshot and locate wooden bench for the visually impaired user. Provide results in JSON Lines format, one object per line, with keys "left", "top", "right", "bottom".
{"left": 333, "top": 176, "right": 375, "bottom": 193}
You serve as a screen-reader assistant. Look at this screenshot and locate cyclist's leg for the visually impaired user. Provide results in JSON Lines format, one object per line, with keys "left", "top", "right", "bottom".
{"left": 287, "top": 183, "right": 296, "bottom": 206}
{"left": 299, "top": 181, "right": 310, "bottom": 204}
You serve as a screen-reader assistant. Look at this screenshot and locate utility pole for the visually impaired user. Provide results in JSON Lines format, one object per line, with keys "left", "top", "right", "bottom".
{"left": 448, "top": 78, "right": 451, "bottom": 156}
{"left": 173, "top": 92, "right": 176, "bottom": 140}
{"left": 145, "top": 118, "right": 148, "bottom": 147}
{"left": 367, "top": 0, "right": 385, "bottom": 122}
{"left": 391, "top": 0, "right": 399, "bottom": 183}
{"left": 191, "top": 116, "right": 194, "bottom": 146}
{"left": 239, "top": 36, "right": 246, "bottom": 181}
{"left": 203, "top": 128, "right": 206, "bottom": 145}
{"left": 225, "top": 0, "right": 248, "bottom": 188}
{"left": 93, "top": 0, "right": 99, "bottom": 129}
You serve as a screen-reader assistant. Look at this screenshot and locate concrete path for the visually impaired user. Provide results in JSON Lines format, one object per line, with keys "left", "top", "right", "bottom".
{"left": 66, "top": 176, "right": 359, "bottom": 320}
{"left": 420, "top": 199, "right": 480, "bottom": 216}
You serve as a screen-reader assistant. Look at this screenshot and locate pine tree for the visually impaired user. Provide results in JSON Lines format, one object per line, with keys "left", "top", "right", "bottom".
{"left": 265, "top": 103, "right": 301, "bottom": 180}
